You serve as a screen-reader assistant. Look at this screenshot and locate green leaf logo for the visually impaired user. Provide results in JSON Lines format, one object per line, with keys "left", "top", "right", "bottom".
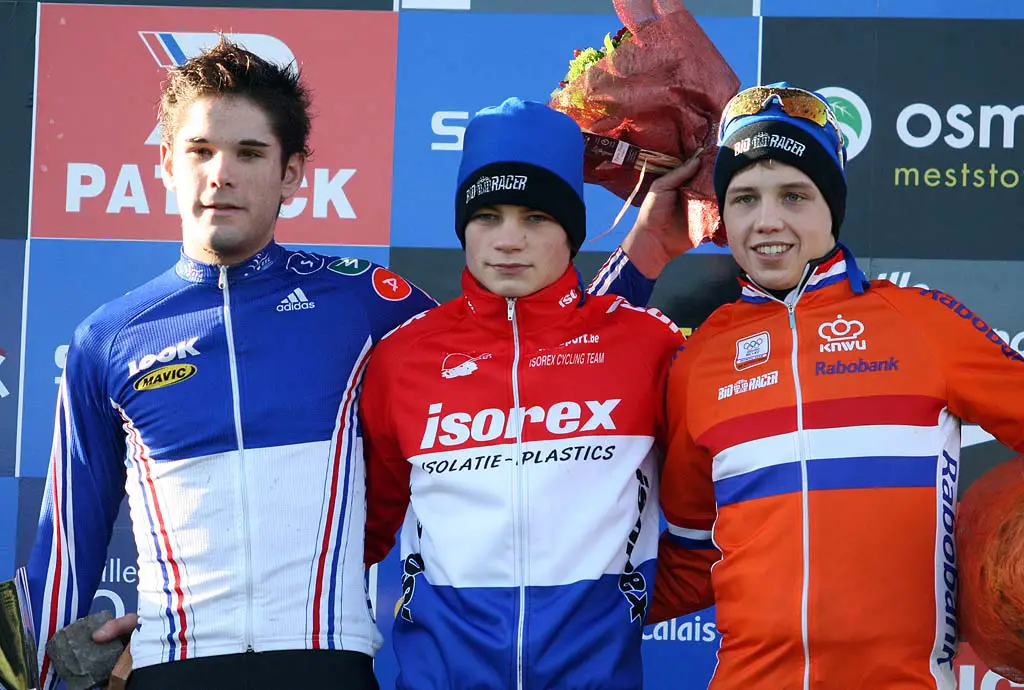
{"left": 816, "top": 87, "right": 872, "bottom": 162}
{"left": 827, "top": 96, "right": 862, "bottom": 138}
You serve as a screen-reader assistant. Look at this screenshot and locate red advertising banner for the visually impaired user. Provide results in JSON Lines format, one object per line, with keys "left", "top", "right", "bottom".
{"left": 31, "top": 3, "right": 398, "bottom": 245}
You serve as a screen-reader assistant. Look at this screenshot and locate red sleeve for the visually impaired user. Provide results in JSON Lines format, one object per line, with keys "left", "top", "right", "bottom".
{"left": 883, "top": 287, "right": 1024, "bottom": 453}
{"left": 646, "top": 316, "right": 686, "bottom": 452}
{"left": 651, "top": 341, "right": 720, "bottom": 624}
{"left": 360, "top": 340, "right": 412, "bottom": 566}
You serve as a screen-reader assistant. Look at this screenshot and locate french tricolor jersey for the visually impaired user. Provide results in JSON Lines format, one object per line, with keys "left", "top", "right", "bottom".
{"left": 360, "top": 266, "right": 683, "bottom": 690}
{"left": 25, "top": 242, "right": 653, "bottom": 689}
{"left": 654, "top": 245, "right": 1024, "bottom": 689}
{"left": 26, "top": 242, "right": 438, "bottom": 685}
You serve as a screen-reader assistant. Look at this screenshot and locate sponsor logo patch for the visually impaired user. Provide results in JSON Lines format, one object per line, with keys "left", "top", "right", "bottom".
{"left": 559, "top": 333, "right": 600, "bottom": 346}
{"left": 920, "top": 289, "right": 1024, "bottom": 363}
{"left": 327, "top": 257, "right": 372, "bottom": 276}
{"left": 134, "top": 363, "right": 197, "bottom": 391}
{"left": 814, "top": 357, "right": 899, "bottom": 376}
{"left": 420, "top": 399, "right": 620, "bottom": 450}
{"left": 286, "top": 251, "right": 325, "bottom": 275}
{"left": 734, "top": 331, "right": 770, "bottom": 371}
{"left": 372, "top": 267, "right": 412, "bottom": 301}
{"left": 464, "top": 173, "right": 528, "bottom": 203}
{"left": 937, "top": 450, "right": 959, "bottom": 668}
{"left": 718, "top": 370, "right": 779, "bottom": 400}
{"left": 128, "top": 337, "right": 200, "bottom": 376}
{"left": 419, "top": 444, "right": 617, "bottom": 475}
{"left": 528, "top": 351, "right": 606, "bottom": 368}
{"left": 733, "top": 132, "right": 806, "bottom": 157}
{"left": 441, "top": 352, "right": 492, "bottom": 379}
{"left": 818, "top": 314, "right": 867, "bottom": 353}
{"left": 277, "top": 288, "right": 316, "bottom": 312}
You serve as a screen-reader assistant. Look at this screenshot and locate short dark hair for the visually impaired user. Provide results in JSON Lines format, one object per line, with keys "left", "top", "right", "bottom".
{"left": 158, "top": 36, "right": 313, "bottom": 170}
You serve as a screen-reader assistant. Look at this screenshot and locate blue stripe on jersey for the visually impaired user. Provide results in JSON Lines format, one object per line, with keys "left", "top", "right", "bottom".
{"left": 393, "top": 565, "right": 654, "bottom": 690}
{"left": 716, "top": 455, "right": 939, "bottom": 506}
{"left": 807, "top": 455, "right": 938, "bottom": 491}
{"left": 326, "top": 348, "right": 370, "bottom": 646}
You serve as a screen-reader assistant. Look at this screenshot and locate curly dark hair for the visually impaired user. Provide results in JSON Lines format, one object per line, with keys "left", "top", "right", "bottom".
{"left": 158, "top": 36, "right": 313, "bottom": 170}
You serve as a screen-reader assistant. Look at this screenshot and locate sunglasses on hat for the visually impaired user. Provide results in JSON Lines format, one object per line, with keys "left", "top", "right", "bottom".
{"left": 718, "top": 86, "right": 846, "bottom": 168}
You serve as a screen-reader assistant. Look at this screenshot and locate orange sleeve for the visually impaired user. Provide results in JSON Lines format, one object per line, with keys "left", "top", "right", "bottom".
{"left": 651, "top": 343, "right": 720, "bottom": 624}
{"left": 360, "top": 341, "right": 413, "bottom": 566}
{"left": 885, "top": 288, "right": 1024, "bottom": 453}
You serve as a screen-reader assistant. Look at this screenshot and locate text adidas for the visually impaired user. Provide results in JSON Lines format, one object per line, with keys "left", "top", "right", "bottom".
{"left": 277, "top": 288, "right": 316, "bottom": 312}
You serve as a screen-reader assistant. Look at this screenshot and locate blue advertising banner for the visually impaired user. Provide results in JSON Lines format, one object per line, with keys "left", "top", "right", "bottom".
{"left": 389, "top": 11, "right": 758, "bottom": 253}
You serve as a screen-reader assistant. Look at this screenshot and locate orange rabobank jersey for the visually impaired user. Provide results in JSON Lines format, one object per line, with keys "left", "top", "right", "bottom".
{"left": 655, "top": 246, "right": 1024, "bottom": 690}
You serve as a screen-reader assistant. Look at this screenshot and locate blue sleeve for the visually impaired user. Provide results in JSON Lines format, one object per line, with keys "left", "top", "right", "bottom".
{"left": 363, "top": 267, "right": 438, "bottom": 344}
{"left": 25, "top": 320, "right": 127, "bottom": 689}
{"left": 586, "top": 247, "right": 656, "bottom": 307}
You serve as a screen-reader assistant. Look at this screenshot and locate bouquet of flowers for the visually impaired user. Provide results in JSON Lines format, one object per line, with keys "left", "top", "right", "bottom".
{"left": 550, "top": 0, "right": 740, "bottom": 245}
{"left": 956, "top": 455, "right": 1024, "bottom": 682}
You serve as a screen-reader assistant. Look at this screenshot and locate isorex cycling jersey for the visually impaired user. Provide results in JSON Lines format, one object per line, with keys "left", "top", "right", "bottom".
{"left": 26, "top": 241, "right": 652, "bottom": 689}
{"left": 654, "top": 244, "right": 1024, "bottom": 689}
{"left": 360, "top": 266, "right": 684, "bottom": 690}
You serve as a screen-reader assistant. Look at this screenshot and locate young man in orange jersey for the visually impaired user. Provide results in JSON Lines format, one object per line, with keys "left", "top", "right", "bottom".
{"left": 652, "top": 83, "right": 1024, "bottom": 689}
{"left": 360, "top": 98, "right": 690, "bottom": 690}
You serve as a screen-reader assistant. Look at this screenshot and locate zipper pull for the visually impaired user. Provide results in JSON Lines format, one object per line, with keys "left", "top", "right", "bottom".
{"left": 507, "top": 298, "right": 516, "bottom": 321}
{"left": 788, "top": 304, "right": 796, "bottom": 330}
{"left": 218, "top": 266, "right": 228, "bottom": 290}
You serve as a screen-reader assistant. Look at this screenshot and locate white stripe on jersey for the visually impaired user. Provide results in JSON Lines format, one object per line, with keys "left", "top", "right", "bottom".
{"left": 39, "top": 381, "right": 71, "bottom": 690}
{"left": 928, "top": 408, "right": 960, "bottom": 690}
{"left": 308, "top": 335, "right": 377, "bottom": 649}
{"left": 712, "top": 423, "right": 949, "bottom": 483}
{"left": 109, "top": 438, "right": 383, "bottom": 670}
{"left": 589, "top": 249, "right": 629, "bottom": 297}
{"left": 667, "top": 523, "right": 713, "bottom": 542}
{"left": 406, "top": 434, "right": 659, "bottom": 588}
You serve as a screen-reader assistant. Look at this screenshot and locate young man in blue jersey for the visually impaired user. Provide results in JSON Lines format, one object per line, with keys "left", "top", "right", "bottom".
{"left": 26, "top": 37, "right": 438, "bottom": 690}
{"left": 24, "top": 38, "right": 701, "bottom": 690}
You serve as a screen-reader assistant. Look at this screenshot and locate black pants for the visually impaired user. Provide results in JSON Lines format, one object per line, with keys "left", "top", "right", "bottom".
{"left": 126, "top": 649, "right": 379, "bottom": 690}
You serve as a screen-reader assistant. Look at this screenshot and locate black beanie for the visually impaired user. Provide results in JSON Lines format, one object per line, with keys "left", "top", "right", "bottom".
{"left": 714, "top": 119, "right": 847, "bottom": 237}
{"left": 455, "top": 98, "right": 587, "bottom": 256}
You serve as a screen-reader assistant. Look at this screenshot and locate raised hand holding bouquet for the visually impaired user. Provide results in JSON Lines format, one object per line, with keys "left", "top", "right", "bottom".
{"left": 549, "top": 0, "right": 740, "bottom": 247}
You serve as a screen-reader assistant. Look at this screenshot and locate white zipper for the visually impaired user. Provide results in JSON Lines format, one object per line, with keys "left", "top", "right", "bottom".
{"left": 748, "top": 269, "right": 813, "bottom": 690}
{"left": 219, "top": 267, "right": 255, "bottom": 652}
{"left": 784, "top": 295, "right": 811, "bottom": 690}
{"left": 507, "top": 298, "right": 527, "bottom": 690}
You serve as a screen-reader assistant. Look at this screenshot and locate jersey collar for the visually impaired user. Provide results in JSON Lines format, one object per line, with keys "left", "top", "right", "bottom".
{"left": 737, "top": 242, "right": 870, "bottom": 305}
{"left": 175, "top": 241, "right": 287, "bottom": 285}
{"left": 460, "top": 265, "right": 586, "bottom": 334}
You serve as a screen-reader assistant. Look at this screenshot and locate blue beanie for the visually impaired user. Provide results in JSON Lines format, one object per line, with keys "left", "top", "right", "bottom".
{"left": 713, "top": 83, "right": 848, "bottom": 236}
{"left": 455, "top": 98, "right": 586, "bottom": 255}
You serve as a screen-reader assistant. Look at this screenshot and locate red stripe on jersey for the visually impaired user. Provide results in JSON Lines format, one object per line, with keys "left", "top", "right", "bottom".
{"left": 42, "top": 450, "right": 63, "bottom": 686}
{"left": 312, "top": 348, "right": 371, "bottom": 646}
{"left": 135, "top": 426, "right": 190, "bottom": 658}
{"left": 697, "top": 395, "right": 946, "bottom": 457}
